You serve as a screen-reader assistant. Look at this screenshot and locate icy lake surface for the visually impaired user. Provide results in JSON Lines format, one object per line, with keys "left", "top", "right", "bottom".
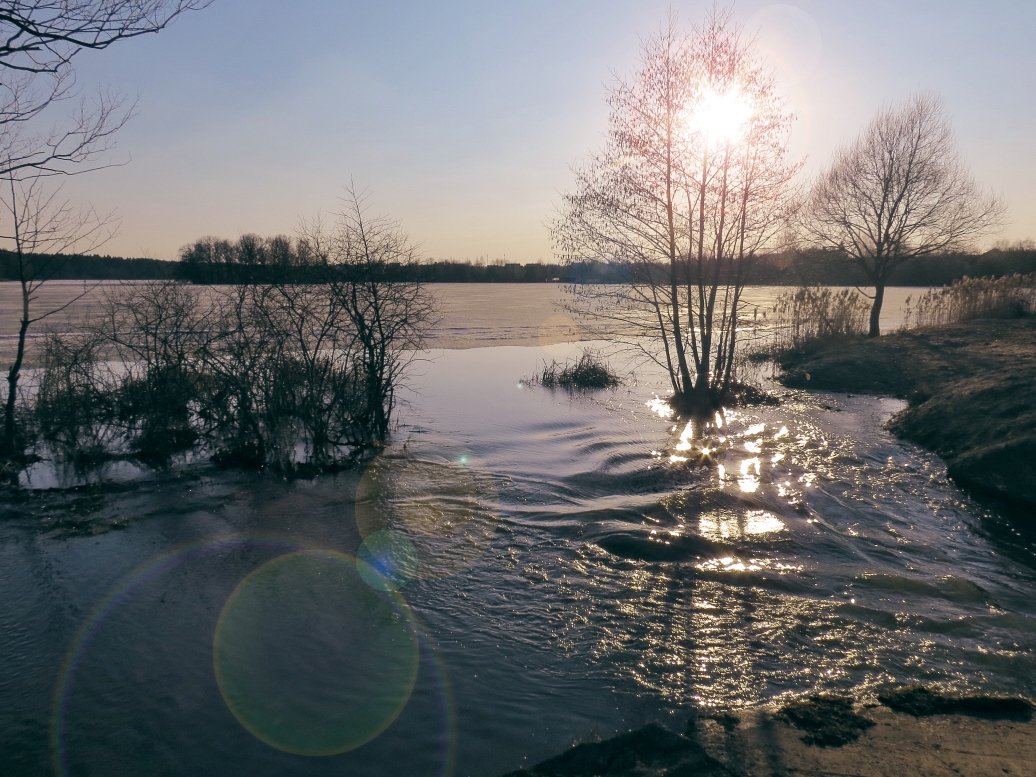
{"left": 2, "top": 285, "right": 1033, "bottom": 777}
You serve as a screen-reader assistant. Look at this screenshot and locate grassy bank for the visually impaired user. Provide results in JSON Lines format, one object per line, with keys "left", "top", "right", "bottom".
{"left": 776, "top": 317, "right": 1036, "bottom": 509}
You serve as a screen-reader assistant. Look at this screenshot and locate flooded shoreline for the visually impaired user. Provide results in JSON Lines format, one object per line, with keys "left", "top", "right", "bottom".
{"left": 4, "top": 338, "right": 1036, "bottom": 776}
{"left": 778, "top": 316, "right": 1036, "bottom": 509}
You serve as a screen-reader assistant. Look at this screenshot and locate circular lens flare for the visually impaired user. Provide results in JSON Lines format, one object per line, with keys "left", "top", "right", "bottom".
{"left": 213, "top": 550, "right": 420, "bottom": 756}
{"left": 357, "top": 530, "right": 420, "bottom": 591}
{"left": 356, "top": 442, "right": 498, "bottom": 581}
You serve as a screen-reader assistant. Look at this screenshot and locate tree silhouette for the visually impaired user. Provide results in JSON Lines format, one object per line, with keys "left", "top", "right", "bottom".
{"left": 554, "top": 8, "right": 798, "bottom": 414}
{"left": 802, "top": 93, "right": 1005, "bottom": 337}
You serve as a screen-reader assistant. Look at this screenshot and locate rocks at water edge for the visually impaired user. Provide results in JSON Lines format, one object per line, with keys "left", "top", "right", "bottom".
{"left": 500, "top": 723, "right": 732, "bottom": 777}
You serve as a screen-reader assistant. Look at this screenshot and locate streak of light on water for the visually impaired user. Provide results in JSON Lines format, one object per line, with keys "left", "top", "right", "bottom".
{"left": 2, "top": 332, "right": 1034, "bottom": 776}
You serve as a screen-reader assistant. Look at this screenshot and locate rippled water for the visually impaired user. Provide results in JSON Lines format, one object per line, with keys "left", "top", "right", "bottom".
{"left": 3, "top": 336, "right": 1036, "bottom": 776}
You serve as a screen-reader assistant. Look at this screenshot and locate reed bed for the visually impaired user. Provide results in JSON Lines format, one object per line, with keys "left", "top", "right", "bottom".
{"left": 904, "top": 274, "right": 1036, "bottom": 328}
{"left": 767, "top": 286, "right": 869, "bottom": 355}
{"left": 533, "top": 348, "right": 620, "bottom": 390}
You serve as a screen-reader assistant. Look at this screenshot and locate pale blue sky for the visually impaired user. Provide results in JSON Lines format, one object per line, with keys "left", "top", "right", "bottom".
{"left": 56, "top": 0, "right": 1036, "bottom": 261}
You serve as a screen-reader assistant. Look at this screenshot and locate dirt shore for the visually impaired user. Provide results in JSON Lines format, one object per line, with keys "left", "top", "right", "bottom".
{"left": 503, "top": 690, "right": 1036, "bottom": 776}
{"left": 776, "top": 317, "right": 1036, "bottom": 510}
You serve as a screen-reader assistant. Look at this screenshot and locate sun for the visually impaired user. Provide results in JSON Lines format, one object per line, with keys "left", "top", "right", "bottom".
{"left": 694, "top": 89, "right": 753, "bottom": 144}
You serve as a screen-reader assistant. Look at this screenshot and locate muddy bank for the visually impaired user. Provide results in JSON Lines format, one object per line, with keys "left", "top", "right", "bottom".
{"left": 502, "top": 689, "right": 1036, "bottom": 777}
{"left": 777, "top": 317, "right": 1036, "bottom": 509}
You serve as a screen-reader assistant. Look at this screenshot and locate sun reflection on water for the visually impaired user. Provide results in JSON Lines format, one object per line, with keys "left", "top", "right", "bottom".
{"left": 514, "top": 389, "right": 987, "bottom": 710}
{"left": 699, "top": 510, "right": 786, "bottom": 541}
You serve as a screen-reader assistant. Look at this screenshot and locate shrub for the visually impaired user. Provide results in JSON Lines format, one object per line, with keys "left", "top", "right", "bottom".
{"left": 98, "top": 282, "right": 207, "bottom": 464}
{"left": 30, "top": 276, "right": 425, "bottom": 474}
{"left": 34, "top": 331, "right": 119, "bottom": 465}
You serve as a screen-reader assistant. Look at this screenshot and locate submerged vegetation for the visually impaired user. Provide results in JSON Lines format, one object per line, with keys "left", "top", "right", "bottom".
{"left": 3, "top": 191, "right": 435, "bottom": 479}
{"left": 532, "top": 348, "right": 621, "bottom": 390}
{"left": 28, "top": 277, "right": 424, "bottom": 474}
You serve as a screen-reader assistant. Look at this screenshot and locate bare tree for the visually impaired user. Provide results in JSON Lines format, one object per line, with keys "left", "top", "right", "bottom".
{"left": 0, "top": 1, "right": 211, "bottom": 178}
{"left": 1, "top": 171, "right": 116, "bottom": 458}
{"left": 554, "top": 8, "right": 798, "bottom": 415}
{"left": 0, "top": 1, "right": 209, "bottom": 71}
{"left": 0, "top": 1, "right": 210, "bottom": 466}
{"left": 305, "top": 185, "right": 439, "bottom": 444}
{"left": 801, "top": 92, "right": 1006, "bottom": 337}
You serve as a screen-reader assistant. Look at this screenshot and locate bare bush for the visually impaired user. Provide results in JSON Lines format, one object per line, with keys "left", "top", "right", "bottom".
{"left": 23, "top": 186, "right": 435, "bottom": 476}
{"left": 197, "top": 283, "right": 368, "bottom": 470}
{"left": 31, "top": 272, "right": 429, "bottom": 473}
{"left": 306, "top": 185, "right": 439, "bottom": 445}
{"left": 82, "top": 281, "right": 204, "bottom": 463}
{"left": 34, "top": 329, "right": 118, "bottom": 465}
{"left": 904, "top": 274, "right": 1036, "bottom": 328}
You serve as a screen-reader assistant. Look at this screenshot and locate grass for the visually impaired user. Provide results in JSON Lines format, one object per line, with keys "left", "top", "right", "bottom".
{"left": 532, "top": 348, "right": 620, "bottom": 390}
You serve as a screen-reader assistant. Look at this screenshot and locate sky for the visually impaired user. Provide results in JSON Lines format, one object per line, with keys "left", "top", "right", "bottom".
{"left": 50, "top": 0, "right": 1036, "bottom": 262}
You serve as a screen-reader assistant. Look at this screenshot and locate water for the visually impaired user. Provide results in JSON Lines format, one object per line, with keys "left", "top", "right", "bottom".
{"left": 0, "top": 282, "right": 920, "bottom": 364}
{"left": 3, "top": 287, "right": 1035, "bottom": 777}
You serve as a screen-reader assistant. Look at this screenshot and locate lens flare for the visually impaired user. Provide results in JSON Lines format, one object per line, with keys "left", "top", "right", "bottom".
{"left": 50, "top": 535, "right": 347, "bottom": 775}
{"left": 357, "top": 530, "right": 420, "bottom": 591}
{"left": 356, "top": 442, "right": 498, "bottom": 581}
{"left": 213, "top": 550, "right": 420, "bottom": 756}
{"left": 694, "top": 89, "right": 753, "bottom": 145}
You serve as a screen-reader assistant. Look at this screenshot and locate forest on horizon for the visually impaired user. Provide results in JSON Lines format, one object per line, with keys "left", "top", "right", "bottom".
{"left": 3, "top": 241, "right": 1034, "bottom": 287}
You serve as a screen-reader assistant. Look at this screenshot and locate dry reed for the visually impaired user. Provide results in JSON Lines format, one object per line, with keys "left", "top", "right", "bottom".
{"left": 768, "top": 286, "right": 870, "bottom": 354}
{"left": 904, "top": 274, "right": 1036, "bottom": 328}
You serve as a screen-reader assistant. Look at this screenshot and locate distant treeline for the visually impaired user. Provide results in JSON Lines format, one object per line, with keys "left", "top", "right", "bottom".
{"left": 775, "top": 245, "right": 1036, "bottom": 287}
{"left": 3, "top": 235, "right": 1035, "bottom": 287}
{"left": 0, "top": 250, "right": 179, "bottom": 281}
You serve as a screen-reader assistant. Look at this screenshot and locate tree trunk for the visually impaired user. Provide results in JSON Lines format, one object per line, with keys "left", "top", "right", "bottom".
{"left": 868, "top": 284, "right": 885, "bottom": 337}
{"left": 3, "top": 283, "right": 30, "bottom": 456}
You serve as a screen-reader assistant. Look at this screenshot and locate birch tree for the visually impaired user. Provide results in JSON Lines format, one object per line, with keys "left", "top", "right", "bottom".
{"left": 554, "top": 8, "right": 798, "bottom": 416}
